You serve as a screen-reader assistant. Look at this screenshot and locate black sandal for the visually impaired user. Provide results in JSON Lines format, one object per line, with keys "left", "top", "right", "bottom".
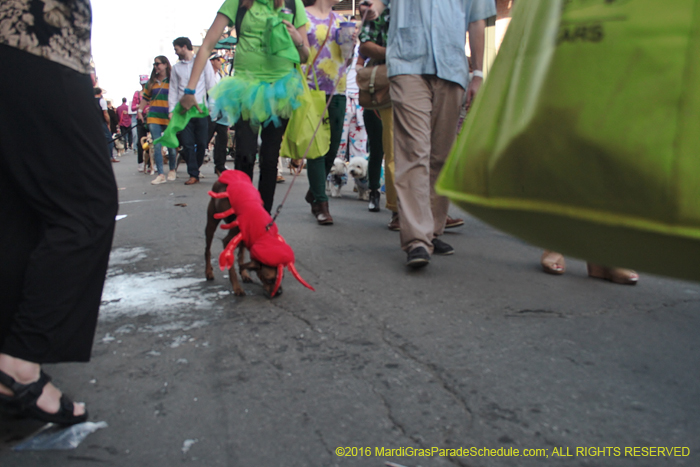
{"left": 0, "top": 369, "right": 88, "bottom": 425}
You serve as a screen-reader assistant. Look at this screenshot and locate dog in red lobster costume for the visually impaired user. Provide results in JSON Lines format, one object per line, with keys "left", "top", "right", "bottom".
{"left": 205, "top": 170, "right": 314, "bottom": 298}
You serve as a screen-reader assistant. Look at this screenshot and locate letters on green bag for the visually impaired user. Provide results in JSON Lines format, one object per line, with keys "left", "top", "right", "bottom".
{"left": 436, "top": 0, "right": 700, "bottom": 282}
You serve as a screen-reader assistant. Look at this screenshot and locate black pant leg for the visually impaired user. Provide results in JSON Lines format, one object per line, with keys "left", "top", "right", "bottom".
{"left": 234, "top": 120, "right": 258, "bottom": 181}
{"left": 258, "top": 120, "right": 289, "bottom": 213}
{"left": 0, "top": 45, "right": 118, "bottom": 363}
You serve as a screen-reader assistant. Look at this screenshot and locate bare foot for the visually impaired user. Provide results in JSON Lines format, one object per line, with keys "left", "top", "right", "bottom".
{"left": 0, "top": 353, "right": 85, "bottom": 417}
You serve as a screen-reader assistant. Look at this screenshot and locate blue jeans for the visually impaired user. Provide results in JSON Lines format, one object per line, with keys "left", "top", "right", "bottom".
{"left": 180, "top": 117, "right": 209, "bottom": 179}
{"left": 148, "top": 123, "right": 176, "bottom": 175}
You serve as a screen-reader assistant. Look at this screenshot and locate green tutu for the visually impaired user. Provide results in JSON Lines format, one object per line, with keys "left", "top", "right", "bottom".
{"left": 209, "top": 68, "right": 305, "bottom": 128}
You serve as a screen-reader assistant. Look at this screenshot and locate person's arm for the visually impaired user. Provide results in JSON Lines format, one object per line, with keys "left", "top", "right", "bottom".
{"left": 358, "top": 41, "right": 385, "bottom": 62}
{"left": 359, "top": 1, "right": 384, "bottom": 21}
{"left": 466, "top": 18, "right": 486, "bottom": 108}
{"left": 169, "top": 66, "right": 179, "bottom": 114}
{"left": 283, "top": 22, "right": 310, "bottom": 64}
{"left": 203, "top": 59, "right": 217, "bottom": 94}
{"left": 137, "top": 88, "right": 148, "bottom": 121}
{"left": 180, "top": 13, "right": 230, "bottom": 113}
{"left": 103, "top": 110, "right": 110, "bottom": 126}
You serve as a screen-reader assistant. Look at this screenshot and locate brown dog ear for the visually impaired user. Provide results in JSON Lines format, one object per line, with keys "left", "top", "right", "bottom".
{"left": 240, "top": 260, "right": 261, "bottom": 271}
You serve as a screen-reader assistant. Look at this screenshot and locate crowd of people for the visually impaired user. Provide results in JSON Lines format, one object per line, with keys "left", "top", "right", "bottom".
{"left": 0, "top": 0, "right": 639, "bottom": 429}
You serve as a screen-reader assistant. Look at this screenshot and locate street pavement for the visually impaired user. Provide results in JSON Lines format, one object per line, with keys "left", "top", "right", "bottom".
{"left": 2, "top": 150, "right": 699, "bottom": 467}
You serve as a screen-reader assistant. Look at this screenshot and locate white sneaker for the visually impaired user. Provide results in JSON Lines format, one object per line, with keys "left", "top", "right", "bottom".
{"left": 137, "top": 162, "right": 144, "bottom": 172}
{"left": 167, "top": 170, "right": 177, "bottom": 181}
{"left": 151, "top": 174, "right": 166, "bottom": 185}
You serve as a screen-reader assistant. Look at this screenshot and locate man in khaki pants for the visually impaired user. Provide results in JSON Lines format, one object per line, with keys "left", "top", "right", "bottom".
{"left": 385, "top": 0, "right": 496, "bottom": 268}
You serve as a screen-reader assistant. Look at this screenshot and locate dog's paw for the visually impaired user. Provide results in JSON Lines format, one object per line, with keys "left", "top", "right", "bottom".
{"left": 240, "top": 270, "right": 253, "bottom": 283}
{"left": 205, "top": 269, "right": 215, "bottom": 281}
{"left": 359, "top": 191, "right": 370, "bottom": 201}
{"left": 233, "top": 287, "right": 246, "bottom": 296}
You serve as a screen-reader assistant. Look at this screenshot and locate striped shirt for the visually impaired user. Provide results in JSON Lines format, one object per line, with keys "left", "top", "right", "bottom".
{"left": 143, "top": 79, "right": 171, "bottom": 125}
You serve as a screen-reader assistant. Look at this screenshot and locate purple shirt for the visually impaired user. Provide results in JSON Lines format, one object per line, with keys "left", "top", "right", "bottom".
{"left": 116, "top": 103, "right": 131, "bottom": 127}
{"left": 304, "top": 10, "right": 347, "bottom": 95}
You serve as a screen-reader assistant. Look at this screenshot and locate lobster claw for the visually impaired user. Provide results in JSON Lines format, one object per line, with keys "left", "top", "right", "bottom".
{"left": 218, "top": 233, "right": 243, "bottom": 271}
{"left": 221, "top": 220, "right": 239, "bottom": 230}
{"left": 208, "top": 190, "right": 229, "bottom": 199}
{"left": 214, "top": 207, "right": 236, "bottom": 220}
{"left": 287, "top": 263, "right": 315, "bottom": 291}
{"left": 270, "top": 264, "right": 285, "bottom": 298}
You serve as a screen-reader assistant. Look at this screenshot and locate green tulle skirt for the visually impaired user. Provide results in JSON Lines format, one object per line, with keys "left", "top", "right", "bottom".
{"left": 209, "top": 68, "right": 305, "bottom": 128}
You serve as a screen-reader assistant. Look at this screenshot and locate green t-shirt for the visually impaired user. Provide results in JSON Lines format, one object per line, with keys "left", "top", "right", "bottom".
{"left": 218, "top": 0, "right": 308, "bottom": 81}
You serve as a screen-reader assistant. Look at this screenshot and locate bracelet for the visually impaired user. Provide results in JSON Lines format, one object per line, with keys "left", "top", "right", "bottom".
{"left": 472, "top": 70, "right": 484, "bottom": 79}
{"left": 295, "top": 43, "right": 304, "bottom": 48}
{"left": 184, "top": 88, "right": 196, "bottom": 95}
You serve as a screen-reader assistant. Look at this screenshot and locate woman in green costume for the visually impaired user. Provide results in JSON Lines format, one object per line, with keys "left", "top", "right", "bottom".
{"left": 180, "top": 0, "right": 310, "bottom": 213}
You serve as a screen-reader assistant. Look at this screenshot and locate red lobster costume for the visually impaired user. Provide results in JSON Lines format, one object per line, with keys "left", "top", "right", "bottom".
{"left": 209, "top": 170, "right": 314, "bottom": 297}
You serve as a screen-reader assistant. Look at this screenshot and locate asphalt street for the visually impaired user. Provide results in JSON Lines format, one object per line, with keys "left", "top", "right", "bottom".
{"left": 2, "top": 150, "right": 699, "bottom": 467}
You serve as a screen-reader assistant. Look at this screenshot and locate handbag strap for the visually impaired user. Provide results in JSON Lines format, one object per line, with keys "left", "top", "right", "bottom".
{"left": 369, "top": 65, "right": 378, "bottom": 94}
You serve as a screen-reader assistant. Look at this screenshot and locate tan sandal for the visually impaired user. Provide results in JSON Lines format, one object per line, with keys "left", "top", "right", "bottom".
{"left": 541, "top": 250, "right": 566, "bottom": 275}
{"left": 587, "top": 263, "right": 638, "bottom": 285}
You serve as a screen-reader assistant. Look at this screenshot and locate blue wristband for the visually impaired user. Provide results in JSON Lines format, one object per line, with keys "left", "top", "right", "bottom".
{"left": 184, "top": 88, "right": 196, "bottom": 95}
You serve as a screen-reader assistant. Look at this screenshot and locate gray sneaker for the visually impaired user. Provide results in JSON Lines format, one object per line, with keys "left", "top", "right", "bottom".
{"left": 431, "top": 238, "right": 454, "bottom": 255}
{"left": 406, "top": 246, "right": 430, "bottom": 268}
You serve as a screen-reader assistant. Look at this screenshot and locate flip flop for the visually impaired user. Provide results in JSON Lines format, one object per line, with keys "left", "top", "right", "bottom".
{"left": 0, "top": 369, "right": 88, "bottom": 425}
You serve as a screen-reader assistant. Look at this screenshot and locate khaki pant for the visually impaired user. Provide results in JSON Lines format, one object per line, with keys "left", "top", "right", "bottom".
{"left": 378, "top": 106, "right": 397, "bottom": 212}
{"left": 390, "top": 74, "right": 464, "bottom": 253}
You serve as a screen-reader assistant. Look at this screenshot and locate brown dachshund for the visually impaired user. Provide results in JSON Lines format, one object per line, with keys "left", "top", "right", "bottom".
{"left": 204, "top": 177, "right": 279, "bottom": 297}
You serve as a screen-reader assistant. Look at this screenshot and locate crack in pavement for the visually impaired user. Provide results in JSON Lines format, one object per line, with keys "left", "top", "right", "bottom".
{"left": 380, "top": 324, "right": 474, "bottom": 426}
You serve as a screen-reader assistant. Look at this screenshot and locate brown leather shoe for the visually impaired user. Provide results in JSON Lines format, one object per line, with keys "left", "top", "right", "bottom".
{"left": 311, "top": 202, "right": 321, "bottom": 217}
{"left": 316, "top": 201, "right": 333, "bottom": 225}
{"left": 445, "top": 215, "right": 464, "bottom": 229}
{"left": 184, "top": 177, "right": 199, "bottom": 185}
{"left": 305, "top": 190, "right": 321, "bottom": 216}
{"left": 305, "top": 189, "right": 314, "bottom": 205}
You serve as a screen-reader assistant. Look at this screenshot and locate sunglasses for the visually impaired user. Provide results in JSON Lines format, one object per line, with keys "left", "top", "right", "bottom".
{"left": 153, "top": 62, "right": 163, "bottom": 67}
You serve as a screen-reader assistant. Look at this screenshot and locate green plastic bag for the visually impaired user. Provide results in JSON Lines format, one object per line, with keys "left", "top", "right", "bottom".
{"left": 436, "top": 0, "right": 700, "bottom": 282}
{"left": 153, "top": 102, "right": 209, "bottom": 149}
{"left": 280, "top": 66, "right": 330, "bottom": 160}
{"left": 265, "top": 16, "right": 300, "bottom": 64}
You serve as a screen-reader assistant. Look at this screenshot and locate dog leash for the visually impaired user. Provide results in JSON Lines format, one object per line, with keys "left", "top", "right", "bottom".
{"left": 268, "top": 9, "right": 370, "bottom": 230}
{"left": 107, "top": 121, "right": 143, "bottom": 144}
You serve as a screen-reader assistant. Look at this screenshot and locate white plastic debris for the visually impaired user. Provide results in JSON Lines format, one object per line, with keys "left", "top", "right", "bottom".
{"left": 182, "top": 438, "right": 198, "bottom": 454}
{"left": 12, "top": 421, "right": 108, "bottom": 451}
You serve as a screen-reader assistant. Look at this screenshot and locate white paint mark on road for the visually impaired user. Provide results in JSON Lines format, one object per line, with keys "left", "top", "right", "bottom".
{"left": 100, "top": 247, "right": 227, "bottom": 327}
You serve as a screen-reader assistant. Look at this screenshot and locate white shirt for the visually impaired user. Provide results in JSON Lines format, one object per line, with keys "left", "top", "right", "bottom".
{"left": 345, "top": 45, "right": 359, "bottom": 96}
{"left": 168, "top": 56, "right": 216, "bottom": 112}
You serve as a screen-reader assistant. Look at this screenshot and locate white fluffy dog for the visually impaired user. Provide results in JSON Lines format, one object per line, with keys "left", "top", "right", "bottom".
{"left": 348, "top": 156, "right": 370, "bottom": 201}
{"left": 326, "top": 157, "right": 347, "bottom": 198}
